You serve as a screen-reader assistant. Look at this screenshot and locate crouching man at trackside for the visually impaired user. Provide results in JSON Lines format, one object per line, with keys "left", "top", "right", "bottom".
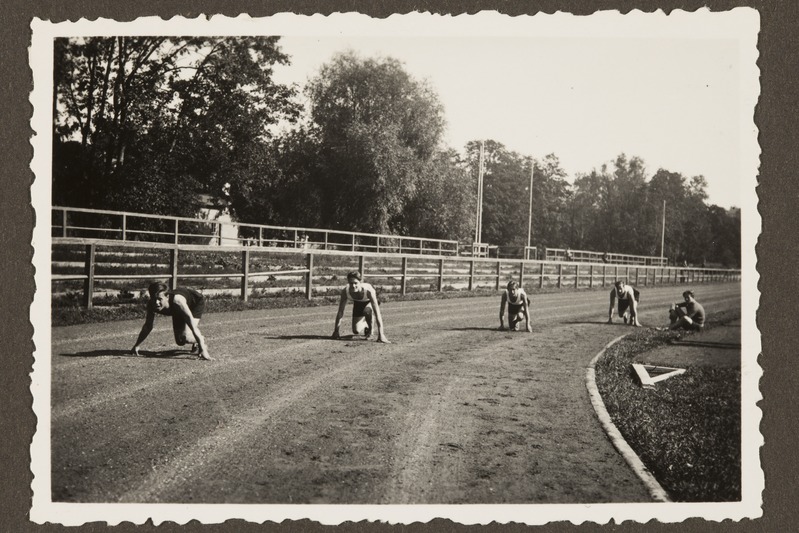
{"left": 499, "top": 280, "right": 532, "bottom": 332}
{"left": 132, "top": 282, "right": 212, "bottom": 360}
{"left": 608, "top": 280, "right": 642, "bottom": 327}
{"left": 331, "top": 271, "right": 390, "bottom": 343}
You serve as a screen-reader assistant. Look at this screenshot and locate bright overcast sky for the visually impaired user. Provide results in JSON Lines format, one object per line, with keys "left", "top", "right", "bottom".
{"left": 265, "top": 11, "right": 759, "bottom": 209}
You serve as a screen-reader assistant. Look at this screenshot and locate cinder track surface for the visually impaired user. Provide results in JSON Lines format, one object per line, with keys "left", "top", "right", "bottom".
{"left": 50, "top": 283, "right": 741, "bottom": 504}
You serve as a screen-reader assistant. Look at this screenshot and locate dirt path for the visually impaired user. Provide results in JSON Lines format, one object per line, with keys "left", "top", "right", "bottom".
{"left": 50, "top": 283, "right": 741, "bottom": 504}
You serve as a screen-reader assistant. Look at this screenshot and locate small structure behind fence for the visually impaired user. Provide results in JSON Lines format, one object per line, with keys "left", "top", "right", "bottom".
{"left": 52, "top": 206, "right": 460, "bottom": 256}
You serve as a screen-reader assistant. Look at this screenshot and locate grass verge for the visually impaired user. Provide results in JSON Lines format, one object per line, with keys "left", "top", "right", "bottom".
{"left": 593, "top": 308, "right": 741, "bottom": 502}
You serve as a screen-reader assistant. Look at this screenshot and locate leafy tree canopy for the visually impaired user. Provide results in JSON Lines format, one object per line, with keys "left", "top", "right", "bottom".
{"left": 53, "top": 36, "right": 300, "bottom": 217}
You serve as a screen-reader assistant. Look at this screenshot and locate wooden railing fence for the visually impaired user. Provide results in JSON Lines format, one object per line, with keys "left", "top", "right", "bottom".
{"left": 51, "top": 238, "right": 742, "bottom": 309}
{"left": 52, "top": 206, "right": 460, "bottom": 256}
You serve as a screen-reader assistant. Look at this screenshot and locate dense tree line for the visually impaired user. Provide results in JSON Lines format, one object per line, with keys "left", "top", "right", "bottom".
{"left": 53, "top": 37, "right": 740, "bottom": 267}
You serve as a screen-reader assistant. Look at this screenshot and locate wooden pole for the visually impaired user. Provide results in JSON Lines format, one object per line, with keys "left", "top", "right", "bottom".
{"left": 241, "top": 249, "right": 250, "bottom": 301}
{"left": 305, "top": 254, "right": 314, "bottom": 300}
{"left": 83, "top": 244, "right": 96, "bottom": 309}
{"left": 169, "top": 246, "right": 178, "bottom": 290}
{"left": 469, "top": 260, "right": 475, "bottom": 291}
{"left": 539, "top": 262, "right": 544, "bottom": 289}
{"left": 401, "top": 257, "right": 408, "bottom": 296}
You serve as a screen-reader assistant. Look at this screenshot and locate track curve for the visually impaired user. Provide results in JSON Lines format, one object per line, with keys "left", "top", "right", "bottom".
{"left": 50, "top": 283, "right": 741, "bottom": 504}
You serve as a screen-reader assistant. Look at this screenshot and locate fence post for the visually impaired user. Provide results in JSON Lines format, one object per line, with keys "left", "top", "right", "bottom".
{"left": 438, "top": 258, "right": 444, "bottom": 292}
{"left": 170, "top": 248, "right": 179, "bottom": 290}
{"left": 539, "top": 262, "right": 544, "bottom": 289}
{"left": 469, "top": 260, "right": 475, "bottom": 291}
{"left": 174, "top": 219, "right": 180, "bottom": 245}
{"left": 401, "top": 257, "right": 408, "bottom": 296}
{"left": 359, "top": 255, "right": 366, "bottom": 276}
{"left": 519, "top": 261, "right": 525, "bottom": 287}
{"left": 82, "top": 244, "right": 96, "bottom": 309}
{"left": 589, "top": 264, "right": 594, "bottom": 288}
{"left": 305, "top": 253, "right": 314, "bottom": 300}
{"left": 122, "top": 214, "right": 127, "bottom": 241}
{"left": 557, "top": 264, "right": 563, "bottom": 289}
{"left": 62, "top": 209, "right": 68, "bottom": 237}
{"left": 376, "top": 236, "right": 380, "bottom": 254}
{"left": 259, "top": 227, "right": 263, "bottom": 247}
{"left": 614, "top": 266, "right": 619, "bottom": 283}
{"left": 574, "top": 264, "right": 580, "bottom": 288}
{"left": 324, "top": 231, "right": 328, "bottom": 251}
{"left": 240, "top": 249, "right": 250, "bottom": 302}
{"left": 495, "top": 261, "right": 501, "bottom": 291}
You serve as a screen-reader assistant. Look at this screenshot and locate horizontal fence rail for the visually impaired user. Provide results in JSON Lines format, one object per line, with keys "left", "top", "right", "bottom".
{"left": 51, "top": 237, "right": 741, "bottom": 309}
{"left": 543, "top": 247, "right": 669, "bottom": 266}
{"left": 52, "top": 206, "right": 460, "bottom": 257}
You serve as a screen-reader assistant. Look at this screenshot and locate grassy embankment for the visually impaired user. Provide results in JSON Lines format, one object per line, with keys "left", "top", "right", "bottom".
{"left": 593, "top": 309, "right": 742, "bottom": 502}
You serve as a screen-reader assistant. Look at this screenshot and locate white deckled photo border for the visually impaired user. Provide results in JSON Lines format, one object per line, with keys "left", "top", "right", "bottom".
{"left": 29, "top": 10, "right": 762, "bottom": 526}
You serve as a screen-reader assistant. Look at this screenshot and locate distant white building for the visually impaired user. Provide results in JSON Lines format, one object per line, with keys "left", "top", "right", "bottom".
{"left": 197, "top": 193, "right": 239, "bottom": 246}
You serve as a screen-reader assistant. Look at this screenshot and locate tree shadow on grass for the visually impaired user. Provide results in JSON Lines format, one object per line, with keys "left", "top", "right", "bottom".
{"left": 561, "top": 320, "right": 614, "bottom": 325}
{"left": 450, "top": 327, "right": 511, "bottom": 332}
{"left": 669, "top": 340, "right": 741, "bottom": 349}
{"left": 59, "top": 349, "right": 195, "bottom": 359}
{"left": 267, "top": 334, "right": 337, "bottom": 341}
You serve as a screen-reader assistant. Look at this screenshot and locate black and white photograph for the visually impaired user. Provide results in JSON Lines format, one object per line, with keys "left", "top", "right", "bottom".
{"left": 27, "top": 10, "right": 760, "bottom": 526}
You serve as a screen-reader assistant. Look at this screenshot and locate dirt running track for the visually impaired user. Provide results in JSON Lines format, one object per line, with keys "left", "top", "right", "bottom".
{"left": 50, "top": 283, "right": 741, "bottom": 504}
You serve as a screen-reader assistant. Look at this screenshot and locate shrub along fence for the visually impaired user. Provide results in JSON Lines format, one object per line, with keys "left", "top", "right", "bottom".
{"left": 52, "top": 238, "right": 741, "bottom": 309}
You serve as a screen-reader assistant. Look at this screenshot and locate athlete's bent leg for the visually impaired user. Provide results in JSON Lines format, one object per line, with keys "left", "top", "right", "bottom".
{"left": 509, "top": 312, "right": 522, "bottom": 331}
{"left": 352, "top": 315, "right": 369, "bottom": 336}
{"left": 173, "top": 316, "right": 198, "bottom": 346}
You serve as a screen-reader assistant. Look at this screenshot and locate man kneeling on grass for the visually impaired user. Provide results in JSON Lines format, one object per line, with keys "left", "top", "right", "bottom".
{"left": 331, "top": 271, "right": 390, "bottom": 343}
{"left": 132, "top": 282, "right": 212, "bottom": 360}
{"left": 499, "top": 280, "right": 532, "bottom": 332}
{"left": 669, "top": 290, "right": 706, "bottom": 331}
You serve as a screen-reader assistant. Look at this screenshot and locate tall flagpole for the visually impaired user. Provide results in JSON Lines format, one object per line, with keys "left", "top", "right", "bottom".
{"left": 527, "top": 157, "right": 534, "bottom": 259}
{"left": 660, "top": 199, "right": 666, "bottom": 261}
{"left": 475, "top": 141, "right": 485, "bottom": 247}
